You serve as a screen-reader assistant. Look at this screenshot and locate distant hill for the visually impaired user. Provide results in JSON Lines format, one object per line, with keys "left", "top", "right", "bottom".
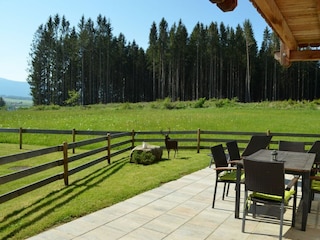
{"left": 0, "top": 78, "right": 31, "bottom": 98}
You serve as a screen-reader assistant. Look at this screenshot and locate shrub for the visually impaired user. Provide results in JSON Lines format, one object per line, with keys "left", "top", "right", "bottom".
{"left": 131, "top": 151, "right": 157, "bottom": 165}
{"left": 0, "top": 97, "right": 6, "bottom": 108}
{"left": 163, "top": 97, "right": 175, "bottom": 109}
{"left": 194, "top": 97, "right": 206, "bottom": 108}
{"left": 65, "top": 90, "right": 80, "bottom": 106}
{"left": 33, "top": 104, "right": 61, "bottom": 110}
{"left": 121, "top": 102, "right": 132, "bottom": 110}
{"left": 215, "top": 99, "right": 225, "bottom": 108}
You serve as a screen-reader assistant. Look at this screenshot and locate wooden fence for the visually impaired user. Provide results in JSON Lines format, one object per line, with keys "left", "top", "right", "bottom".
{"left": 1, "top": 128, "right": 320, "bottom": 204}
{"left": 0, "top": 131, "right": 132, "bottom": 204}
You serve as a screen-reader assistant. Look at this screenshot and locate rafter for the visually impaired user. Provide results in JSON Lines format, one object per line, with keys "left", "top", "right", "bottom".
{"left": 209, "top": 0, "right": 237, "bottom": 12}
{"left": 209, "top": 0, "right": 320, "bottom": 66}
{"left": 250, "top": 0, "right": 297, "bottom": 50}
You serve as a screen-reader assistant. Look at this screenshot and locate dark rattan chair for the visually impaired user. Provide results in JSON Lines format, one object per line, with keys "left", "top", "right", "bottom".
{"left": 310, "top": 174, "right": 320, "bottom": 212}
{"left": 308, "top": 141, "right": 320, "bottom": 210}
{"left": 278, "top": 140, "right": 305, "bottom": 152}
{"left": 241, "top": 135, "right": 272, "bottom": 157}
{"left": 226, "top": 140, "right": 241, "bottom": 161}
{"left": 225, "top": 140, "right": 242, "bottom": 196}
{"left": 308, "top": 140, "right": 320, "bottom": 174}
{"left": 211, "top": 144, "right": 244, "bottom": 208}
{"left": 242, "top": 159, "right": 298, "bottom": 240}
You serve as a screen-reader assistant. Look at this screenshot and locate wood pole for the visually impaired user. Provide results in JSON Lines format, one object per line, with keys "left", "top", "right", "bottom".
{"left": 107, "top": 133, "right": 111, "bottom": 164}
{"left": 63, "top": 141, "right": 69, "bottom": 186}
{"left": 19, "top": 127, "right": 23, "bottom": 149}
{"left": 267, "top": 129, "right": 271, "bottom": 149}
{"left": 72, "top": 128, "right": 76, "bottom": 154}
{"left": 197, "top": 128, "right": 201, "bottom": 153}
{"left": 131, "top": 129, "right": 135, "bottom": 148}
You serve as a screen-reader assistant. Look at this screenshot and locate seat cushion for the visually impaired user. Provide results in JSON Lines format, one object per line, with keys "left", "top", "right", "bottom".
{"left": 250, "top": 189, "right": 295, "bottom": 205}
{"left": 311, "top": 180, "right": 320, "bottom": 192}
{"left": 219, "top": 171, "right": 244, "bottom": 181}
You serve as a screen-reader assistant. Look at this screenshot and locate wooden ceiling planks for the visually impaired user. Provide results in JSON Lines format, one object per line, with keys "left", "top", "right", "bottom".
{"left": 275, "top": 0, "right": 320, "bottom": 47}
{"left": 209, "top": 0, "right": 320, "bottom": 66}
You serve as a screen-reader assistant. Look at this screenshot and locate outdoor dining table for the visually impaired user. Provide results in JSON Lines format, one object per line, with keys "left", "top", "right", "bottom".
{"left": 235, "top": 149, "right": 316, "bottom": 231}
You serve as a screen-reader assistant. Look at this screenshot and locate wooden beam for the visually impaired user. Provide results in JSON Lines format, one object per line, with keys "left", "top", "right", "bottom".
{"left": 317, "top": 1, "right": 320, "bottom": 32}
{"left": 250, "top": 0, "right": 297, "bottom": 50}
{"left": 275, "top": 49, "right": 320, "bottom": 67}
{"left": 209, "top": 0, "right": 237, "bottom": 12}
{"left": 274, "top": 41, "right": 291, "bottom": 67}
{"left": 290, "top": 50, "right": 320, "bottom": 62}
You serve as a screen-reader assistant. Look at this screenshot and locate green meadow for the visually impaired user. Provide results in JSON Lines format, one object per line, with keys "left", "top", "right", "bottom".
{"left": 0, "top": 99, "right": 319, "bottom": 239}
{"left": 0, "top": 99, "right": 319, "bottom": 146}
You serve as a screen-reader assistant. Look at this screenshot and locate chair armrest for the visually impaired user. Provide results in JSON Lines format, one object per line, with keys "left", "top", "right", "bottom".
{"left": 285, "top": 176, "right": 299, "bottom": 190}
{"left": 214, "top": 167, "right": 237, "bottom": 171}
{"left": 310, "top": 175, "right": 320, "bottom": 181}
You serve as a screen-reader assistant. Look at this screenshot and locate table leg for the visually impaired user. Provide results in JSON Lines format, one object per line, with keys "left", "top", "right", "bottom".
{"left": 301, "top": 172, "right": 310, "bottom": 231}
{"left": 235, "top": 163, "right": 241, "bottom": 218}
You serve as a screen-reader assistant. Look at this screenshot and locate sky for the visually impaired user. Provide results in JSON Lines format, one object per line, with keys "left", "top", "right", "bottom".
{"left": 0, "top": 0, "right": 269, "bottom": 82}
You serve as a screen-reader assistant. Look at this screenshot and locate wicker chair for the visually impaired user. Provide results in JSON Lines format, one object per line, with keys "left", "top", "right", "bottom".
{"left": 308, "top": 140, "right": 320, "bottom": 174}
{"left": 225, "top": 140, "right": 242, "bottom": 196}
{"left": 211, "top": 144, "right": 244, "bottom": 208}
{"left": 226, "top": 140, "right": 241, "bottom": 161}
{"left": 278, "top": 140, "right": 305, "bottom": 152}
{"left": 308, "top": 141, "right": 320, "bottom": 210}
{"left": 242, "top": 135, "right": 272, "bottom": 157}
{"left": 242, "top": 158, "right": 298, "bottom": 240}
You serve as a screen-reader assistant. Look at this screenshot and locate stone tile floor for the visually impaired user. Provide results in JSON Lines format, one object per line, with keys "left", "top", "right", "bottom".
{"left": 28, "top": 167, "right": 320, "bottom": 240}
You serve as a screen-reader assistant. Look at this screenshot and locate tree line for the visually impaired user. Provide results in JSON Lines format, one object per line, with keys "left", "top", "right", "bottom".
{"left": 27, "top": 14, "right": 320, "bottom": 105}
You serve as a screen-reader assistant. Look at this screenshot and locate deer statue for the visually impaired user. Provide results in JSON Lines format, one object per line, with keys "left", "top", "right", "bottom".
{"left": 161, "top": 130, "right": 178, "bottom": 159}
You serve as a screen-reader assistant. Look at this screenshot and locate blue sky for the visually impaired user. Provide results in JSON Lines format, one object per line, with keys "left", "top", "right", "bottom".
{"left": 0, "top": 0, "right": 268, "bottom": 82}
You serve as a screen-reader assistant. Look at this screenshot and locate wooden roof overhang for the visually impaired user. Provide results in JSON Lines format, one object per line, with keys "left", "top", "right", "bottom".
{"left": 209, "top": 0, "right": 320, "bottom": 67}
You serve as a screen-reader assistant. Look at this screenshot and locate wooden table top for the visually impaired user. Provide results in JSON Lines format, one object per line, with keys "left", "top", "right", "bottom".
{"left": 243, "top": 149, "right": 315, "bottom": 173}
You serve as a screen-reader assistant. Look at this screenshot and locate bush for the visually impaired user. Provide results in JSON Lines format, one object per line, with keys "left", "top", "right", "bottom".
{"left": 163, "top": 97, "right": 175, "bottom": 109}
{"left": 215, "top": 99, "right": 225, "bottom": 108}
{"left": 0, "top": 97, "right": 6, "bottom": 108}
{"left": 131, "top": 151, "right": 157, "bottom": 165}
{"left": 65, "top": 90, "right": 80, "bottom": 106}
{"left": 194, "top": 97, "right": 206, "bottom": 108}
{"left": 121, "top": 102, "right": 132, "bottom": 110}
{"left": 33, "top": 104, "right": 61, "bottom": 110}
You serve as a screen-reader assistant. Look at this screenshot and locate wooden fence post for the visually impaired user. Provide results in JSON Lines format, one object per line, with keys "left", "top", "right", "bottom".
{"left": 107, "top": 133, "right": 111, "bottom": 164}
{"left": 131, "top": 129, "right": 135, "bottom": 148}
{"left": 72, "top": 128, "right": 76, "bottom": 154}
{"left": 19, "top": 127, "right": 23, "bottom": 149}
{"left": 197, "top": 128, "right": 201, "bottom": 153}
{"left": 267, "top": 129, "right": 271, "bottom": 149}
{"left": 63, "top": 141, "right": 69, "bottom": 186}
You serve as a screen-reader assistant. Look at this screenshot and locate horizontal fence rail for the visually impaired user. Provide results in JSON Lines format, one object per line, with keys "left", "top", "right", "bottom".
{"left": 0, "top": 131, "right": 132, "bottom": 204}
{"left": 1, "top": 127, "right": 320, "bottom": 204}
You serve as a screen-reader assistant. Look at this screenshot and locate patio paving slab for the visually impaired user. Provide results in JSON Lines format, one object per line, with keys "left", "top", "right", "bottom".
{"left": 28, "top": 167, "right": 320, "bottom": 240}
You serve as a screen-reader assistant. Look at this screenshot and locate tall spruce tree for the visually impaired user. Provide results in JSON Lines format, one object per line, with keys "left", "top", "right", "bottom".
{"left": 28, "top": 15, "right": 320, "bottom": 105}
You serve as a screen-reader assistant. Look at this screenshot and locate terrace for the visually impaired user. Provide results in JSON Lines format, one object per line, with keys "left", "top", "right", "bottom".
{"left": 28, "top": 167, "right": 320, "bottom": 239}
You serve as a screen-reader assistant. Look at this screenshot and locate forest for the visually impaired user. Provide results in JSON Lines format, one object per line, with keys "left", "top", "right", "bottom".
{"left": 27, "top": 14, "right": 320, "bottom": 105}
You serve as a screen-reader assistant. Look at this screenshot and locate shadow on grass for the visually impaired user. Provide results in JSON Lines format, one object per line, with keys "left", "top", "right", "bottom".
{"left": 0, "top": 157, "right": 128, "bottom": 239}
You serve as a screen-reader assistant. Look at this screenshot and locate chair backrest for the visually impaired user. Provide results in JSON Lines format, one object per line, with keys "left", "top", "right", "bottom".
{"left": 243, "top": 158, "right": 285, "bottom": 197}
{"left": 226, "top": 140, "right": 241, "bottom": 160}
{"left": 211, "top": 144, "right": 228, "bottom": 172}
{"left": 308, "top": 140, "right": 320, "bottom": 162}
{"left": 278, "top": 140, "right": 305, "bottom": 152}
{"left": 242, "top": 135, "right": 272, "bottom": 157}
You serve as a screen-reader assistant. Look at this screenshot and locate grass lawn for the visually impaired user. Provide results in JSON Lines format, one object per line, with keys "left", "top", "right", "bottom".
{"left": 0, "top": 99, "right": 319, "bottom": 239}
{"left": 0, "top": 144, "right": 208, "bottom": 239}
